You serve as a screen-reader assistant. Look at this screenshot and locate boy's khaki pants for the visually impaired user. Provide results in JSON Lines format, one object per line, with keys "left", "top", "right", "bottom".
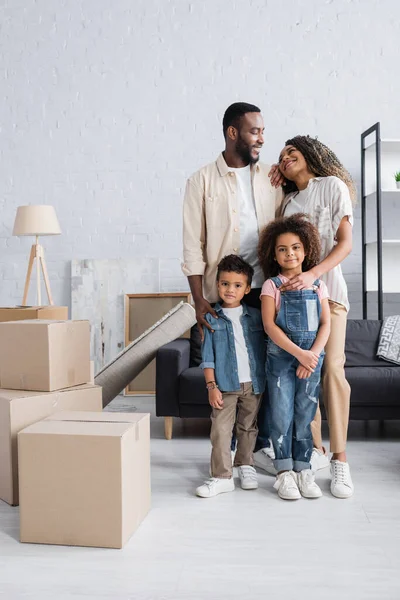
{"left": 311, "top": 301, "right": 351, "bottom": 454}
{"left": 210, "top": 382, "right": 261, "bottom": 479}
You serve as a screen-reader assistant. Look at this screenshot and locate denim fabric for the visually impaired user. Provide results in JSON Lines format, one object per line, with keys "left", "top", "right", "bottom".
{"left": 240, "top": 289, "right": 272, "bottom": 452}
{"left": 201, "top": 302, "right": 266, "bottom": 394}
{"left": 254, "top": 384, "right": 271, "bottom": 452}
{"left": 267, "top": 277, "right": 324, "bottom": 472}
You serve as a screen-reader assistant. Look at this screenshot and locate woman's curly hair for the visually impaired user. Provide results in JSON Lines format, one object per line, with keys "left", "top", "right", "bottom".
{"left": 280, "top": 135, "right": 357, "bottom": 205}
{"left": 258, "top": 213, "right": 322, "bottom": 279}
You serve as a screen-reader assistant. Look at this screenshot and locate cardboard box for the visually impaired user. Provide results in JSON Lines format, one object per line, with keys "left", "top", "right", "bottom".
{"left": 0, "top": 306, "right": 68, "bottom": 322}
{"left": 0, "top": 320, "right": 90, "bottom": 392}
{"left": 0, "top": 384, "right": 102, "bottom": 506}
{"left": 19, "top": 411, "right": 150, "bottom": 549}
{"left": 89, "top": 360, "right": 95, "bottom": 385}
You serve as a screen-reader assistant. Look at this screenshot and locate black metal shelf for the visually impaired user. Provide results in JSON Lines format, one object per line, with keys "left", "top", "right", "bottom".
{"left": 361, "top": 123, "right": 383, "bottom": 320}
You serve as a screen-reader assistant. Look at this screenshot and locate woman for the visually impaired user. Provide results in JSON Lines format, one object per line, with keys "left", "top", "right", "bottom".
{"left": 274, "top": 135, "right": 356, "bottom": 499}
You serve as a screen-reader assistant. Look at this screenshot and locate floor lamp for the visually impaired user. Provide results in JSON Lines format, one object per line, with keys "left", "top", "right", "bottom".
{"left": 13, "top": 205, "right": 61, "bottom": 306}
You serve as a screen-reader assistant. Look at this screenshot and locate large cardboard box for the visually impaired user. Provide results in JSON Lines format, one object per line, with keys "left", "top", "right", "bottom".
{"left": 0, "top": 384, "right": 102, "bottom": 506}
{"left": 0, "top": 320, "right": 90, "bottom": 392}
{"left": 18, "top": 411, "right": 150, "bottom": 549}
{"left": 0, "top": 306, "right": 68, "bottom": 323}
{"left": 89, "top": 360, "right": 95, "bottom": 385}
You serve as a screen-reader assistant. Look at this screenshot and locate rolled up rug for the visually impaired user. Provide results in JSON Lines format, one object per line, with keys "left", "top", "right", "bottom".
{"left": 95, "top": 301, "right": 196, "bottom": 407}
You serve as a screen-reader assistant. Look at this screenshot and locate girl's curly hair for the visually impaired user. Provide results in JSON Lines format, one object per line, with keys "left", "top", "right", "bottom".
{"left": 280, "top": 135, "right": 357, "bottom": 205}
{"left": 258, "top": 213, "right": 322, "bottom": 279}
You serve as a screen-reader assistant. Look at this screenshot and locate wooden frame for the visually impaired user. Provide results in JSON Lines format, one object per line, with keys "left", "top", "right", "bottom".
{"left": 124, "top": 292, "right": 191, "bottom": 396}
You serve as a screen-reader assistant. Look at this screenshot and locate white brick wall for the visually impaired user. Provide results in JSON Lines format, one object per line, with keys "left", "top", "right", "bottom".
{"left": 1, "top": 0, "right": 399, "bottom": 318}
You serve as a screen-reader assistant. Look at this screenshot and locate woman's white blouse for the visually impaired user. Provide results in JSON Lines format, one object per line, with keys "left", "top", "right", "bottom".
{"left": 282, "top": 176, "right": 353, "bottom": 311}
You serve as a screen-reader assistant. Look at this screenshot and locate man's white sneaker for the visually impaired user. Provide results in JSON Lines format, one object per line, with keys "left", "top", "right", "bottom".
{"left": 330, "top": 460, "right": 354, "bottom": 499}
{"left": 196, "top": 477, "right": 235, "bottom": 498}
{"left": 238, "top": 465, "right": 258, "bottom": 490}
{"left": 253, "top": 447, "right": 277, "bottom": 475}
{"left": 296, "top": 469, "right": 322, "bottom": 499}
{"left": 310, "top": 447, "right": 330, "bottom": 471}
{"left": 273, "top": 471, "right": 301, "bottom": 500}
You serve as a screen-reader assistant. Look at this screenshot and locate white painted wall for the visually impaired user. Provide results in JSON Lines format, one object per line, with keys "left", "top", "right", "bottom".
{"left": 1, "top": 0, "right": 399, "bottom": 318}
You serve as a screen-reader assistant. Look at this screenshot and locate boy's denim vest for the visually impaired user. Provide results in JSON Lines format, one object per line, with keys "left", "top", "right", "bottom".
{"left": 201, "top": 302, "right": 266, "bottom": 394}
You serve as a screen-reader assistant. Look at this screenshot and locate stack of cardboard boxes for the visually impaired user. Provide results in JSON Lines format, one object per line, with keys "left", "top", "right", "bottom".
{"left": 0, "top": 315, "right": 151, "bottom": 549}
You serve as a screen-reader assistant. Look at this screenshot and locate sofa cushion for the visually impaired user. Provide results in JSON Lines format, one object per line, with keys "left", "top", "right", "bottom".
{"left": 179, "top": 367, "right": 209, "bottom": 405}
{"left": 189, "top": 325, "right": 202, "bottom": 367}
{"left": 345, "top": 320, "right": 383, "bottom": 367}
{"left": 346, "top": 365, "right": 400, "bottom": 406}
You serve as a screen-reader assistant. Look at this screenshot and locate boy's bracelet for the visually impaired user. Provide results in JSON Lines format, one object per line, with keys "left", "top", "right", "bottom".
{"left": 206, "top": 381, "right": 218, "bottom": 391}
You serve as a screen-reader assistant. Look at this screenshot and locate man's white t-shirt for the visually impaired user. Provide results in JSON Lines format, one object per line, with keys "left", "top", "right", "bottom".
{"left": 221, "top": 305, "right": 251, "bottom": 383}
{"left": 230, "top": 165, "right": 263, "bottom": 288}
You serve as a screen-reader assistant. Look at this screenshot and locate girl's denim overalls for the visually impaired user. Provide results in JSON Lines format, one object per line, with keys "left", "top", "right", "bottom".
{"left": 266, "top": 276, "right": 325, "bottom": 472}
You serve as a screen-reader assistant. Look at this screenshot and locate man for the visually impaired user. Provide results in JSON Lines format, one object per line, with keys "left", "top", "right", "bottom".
{"left": 182, "top": 102, "right": 282, "bottom": 473}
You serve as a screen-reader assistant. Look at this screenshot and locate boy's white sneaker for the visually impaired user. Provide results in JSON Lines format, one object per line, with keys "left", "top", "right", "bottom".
{"left": 253, "top": 447, "right": 277, "bottom": 475}
{"left": 296, "top": 469, "right": 323, "bottom": 499}
{"left": 196, "top": 477, "right": 235, "bottom": 498}
{"left": 238, "top": 465, "right": 258, "bottom": 490}
{"left": 310, "top": 447, "right": 330, "bottom": 471}
{"left": 330, "top": 460, "right": 354, "bottom": 499}
{"left": 273, "top": 471, "right": 301, "bottom": 500}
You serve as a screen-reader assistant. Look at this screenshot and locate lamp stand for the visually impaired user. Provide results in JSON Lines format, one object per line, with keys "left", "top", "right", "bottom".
{"left": 22, "top": 236, "right": 53, "bottom": 306}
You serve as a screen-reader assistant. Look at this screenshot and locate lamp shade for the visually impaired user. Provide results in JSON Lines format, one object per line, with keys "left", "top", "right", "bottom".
{"left": 13, "top": 205, "right": 61, "bottom": 236}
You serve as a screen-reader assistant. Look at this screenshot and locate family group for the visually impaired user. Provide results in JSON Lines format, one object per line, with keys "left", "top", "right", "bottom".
{"left": 182, "top": 102, "right": 355, "bottom": 501}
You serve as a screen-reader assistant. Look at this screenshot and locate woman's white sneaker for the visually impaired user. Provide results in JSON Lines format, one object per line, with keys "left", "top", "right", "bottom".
{"left": 310, "top": 447, "right": 330, "bottom": 471}
{"left": 196, "top": 477, "right": 235, "bottom": 498}
{"left": 330, "top": 460, "right": 354, "bottom": 499}
{"left": 238, "top": 465, "right": 258, "bottom": 490}
{"left": 297, "top": 469, "right": 322, "bottom": 498}
{"left": 273, "top": 471, "right": 301, "bottom": 500}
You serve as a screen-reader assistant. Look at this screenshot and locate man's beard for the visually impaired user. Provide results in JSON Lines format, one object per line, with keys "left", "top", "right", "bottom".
{"left": 235, "top": 134, "right": 260, "bottom": 165}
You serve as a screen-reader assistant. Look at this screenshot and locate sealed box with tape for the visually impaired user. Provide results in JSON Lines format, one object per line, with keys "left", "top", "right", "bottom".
{"left": 18, "top": 411, "right": 151, "bottom": 549}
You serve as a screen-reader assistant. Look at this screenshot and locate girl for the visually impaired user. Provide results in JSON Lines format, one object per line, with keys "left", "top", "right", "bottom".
{"left": 259, "top": 214, "right": 331, "bottom": 500}
{"left": 276, "top": 135, "right": 355, "bottom": 499}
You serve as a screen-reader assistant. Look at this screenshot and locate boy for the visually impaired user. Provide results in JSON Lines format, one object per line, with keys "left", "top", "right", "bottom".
{"left": 196, "top": 255, "right": 266, "bottom": 498}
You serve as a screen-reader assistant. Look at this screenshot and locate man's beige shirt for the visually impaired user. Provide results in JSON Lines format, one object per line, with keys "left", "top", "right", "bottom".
{"left": 182, "top": 153, "right": 283, "bottom": 303}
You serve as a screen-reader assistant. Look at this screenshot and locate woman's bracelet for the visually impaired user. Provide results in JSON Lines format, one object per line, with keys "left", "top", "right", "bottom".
{"left": 206, "top": 381, "right": 218, "bottom": 391}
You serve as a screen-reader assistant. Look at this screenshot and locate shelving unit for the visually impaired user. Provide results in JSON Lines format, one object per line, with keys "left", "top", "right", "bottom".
{"left": 361, "top": 123, "right": 400, "bottom": 319}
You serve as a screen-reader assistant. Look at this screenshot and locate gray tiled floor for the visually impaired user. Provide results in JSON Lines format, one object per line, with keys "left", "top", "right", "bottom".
{"left": 1, "top": 396, "right": 400, "bottom": 599}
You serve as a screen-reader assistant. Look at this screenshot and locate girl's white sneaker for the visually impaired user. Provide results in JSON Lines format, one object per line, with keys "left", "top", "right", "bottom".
{"left": 196, "top": 477, "right": 235, "bottom": 498}
{"left": 273, "top": 471, "right": 301, "bottom": 500}
{"left": 296, "top": 469, "right": 322, "bottom": 498}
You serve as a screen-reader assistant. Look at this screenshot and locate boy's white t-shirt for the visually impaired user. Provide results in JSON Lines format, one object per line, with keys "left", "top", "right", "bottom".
{"left": 221, "top": 305, "right": 251, "bottom": 383}
{"left": 230, "top": 165, "right": 264, "bottom": 288}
